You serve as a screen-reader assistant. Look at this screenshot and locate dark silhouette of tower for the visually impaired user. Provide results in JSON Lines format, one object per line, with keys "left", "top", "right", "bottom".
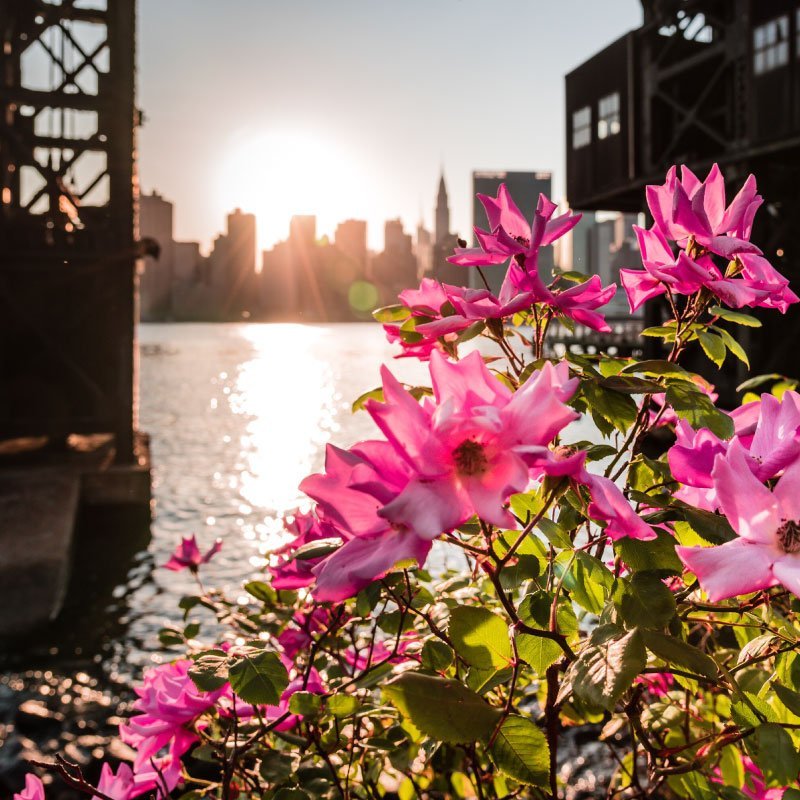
{"left": 0, "top": 0, "right": 138, "bottom": 459}
{"left": 435, "top": 173, "right": 451, "bottom": 245}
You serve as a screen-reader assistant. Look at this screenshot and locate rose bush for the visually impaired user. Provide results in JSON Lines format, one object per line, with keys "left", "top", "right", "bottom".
{"left": 19, "top": 165, "right": 800, "bottom": 800}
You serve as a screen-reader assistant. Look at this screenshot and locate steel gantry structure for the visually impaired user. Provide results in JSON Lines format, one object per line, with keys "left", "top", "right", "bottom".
{"left": 0, "top": 0, "right": 139, "bottom": 459}
{"left": 566, "top": 0, "right": 800, "bottom": 395}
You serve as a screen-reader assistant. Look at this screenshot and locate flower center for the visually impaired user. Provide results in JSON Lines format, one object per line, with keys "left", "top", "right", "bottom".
{"left": 778, "top": 520, "right": 800, "bottom": 553}
{"left": 453, "top": 440, "right": 488, "bottom": 477}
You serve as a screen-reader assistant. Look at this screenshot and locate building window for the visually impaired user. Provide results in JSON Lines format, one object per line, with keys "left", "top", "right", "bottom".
{"left": 572, "top": 106, "right": 591, "bottom": 149}
{"left": 597, "top": 92, "right": 621, "bottom": 140}
{"left": 753, "top": 16, "right": 789, "bottom": 75}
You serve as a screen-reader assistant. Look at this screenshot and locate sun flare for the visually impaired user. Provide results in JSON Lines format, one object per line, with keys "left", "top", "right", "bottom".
{"left": 217, "top": 129, "right": 370, "bottom": 252}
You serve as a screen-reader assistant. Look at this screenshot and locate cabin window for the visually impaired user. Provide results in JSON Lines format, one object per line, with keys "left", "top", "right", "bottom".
{"left": 753, "top": 16, "right": 789, "bottom": 75}
{"left": 572, "top": 106, "right": 591, "bottom": 149}
{"left": 597, "top": 92, "right": 621, "bottom": 140}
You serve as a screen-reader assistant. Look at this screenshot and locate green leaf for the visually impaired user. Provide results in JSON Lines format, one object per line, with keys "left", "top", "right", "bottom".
{"left": 352, "top": 386, "right": 383, "bottom": 412}
{"left": 620, "top": 360, "right": 691, "bottom": 378}
{"left": 519, "top": 591, "right": 579, "bottom": 641}
{"left": 373, "top": 304, "right": 410, "bottom": 323}
{"left": 243, "top": 580, "right": 276, "bottom": 604}
{"left": 260, "top": 750, "right": 295, "bottom": 781}
{"left": 709, "top": 306, "right": 762, "bottom": 327}
{"left": 599, "top": 375, "right": 664, "bottom": 394}
{"left": 719, "top": 745, "right": 745, "bottom": 790}
{"left": 732, "top": 693, "right": 775, "bottom": 728}
{"left": 698, "top": 331, "right": 727, "bottom": 368}
{"left": 582, "top": 381, "right": 638, "bottom": 434}
{"left": 327, "top": 694, "right": 359, "bottom": 717}
{"left": 188, "top": 650, "right": 229, "bottom": 692}
{"left": 570, "top": 626, "right": 646, "bottom": 711}
{"left": 467, "top": 665, "right": 514, "bottom": 695}
{"left": 516, "top": 634, "right": 562, "bottom": 675}
{"left": 537, "top": 518, "right": 573, "bottom": 549}
{"left": 772, "top": 682, "right": 800, "bottom": 718}
{"left": 641, "top": 630, "right": 717, "bottom": 679}
{"left": 159, "top": 627, "right": 184, "bottom": 647}
{"left": 555, "top": 270, "right": 591, "bottom": 284}
{"left": 456, "top": 320, "right": 486, "bottom": 343}
{"left": 665, "top": 383, "right": 734, "bottom": 440}
{"left": 449, "top": 607, "right": 512, "bottom": 670}
{"left": 586, "top": 444, "right": 619, "bottom": 461}
{"left": 421, "top": 640, "right": 455, "bottom": 672}
{"left": 737, "top": 373, "right": 786, "bottom": 392}
{"left": 488, "top": 716, "right": 550, "bottom": 787}
{"left": 618, "top": 573, "right": 676, "bottom": 630}
{"left": 228, "top": 650, "right": 289, "bottom": 706}
{"left": 614, "top": 529, "right": 682, "bottom": 575}
{"left": 292, "top": 537, "right": 342, "bottom": 561}
{"left": 751, "top": 723, "right": 800, "bottom": 786}
{"left": 667, "top": 772, "right": 719, "bottom": 800}
{"left": 642, "top": 325, "right": 677, "bottom": 339}
{"left": 563, "top": 552, "right": 615, "bottom": 615}
{"left": 714, "top": 326, "right": 750, "bottom": 368}
{"left": 288, "top": 691, "right": 323, "bottom": 716}
{"left": 383, "top": 672, "right": 502, "bottom": 743}
{"left": 680, "top": 508, "right": 737, "bottom": 544}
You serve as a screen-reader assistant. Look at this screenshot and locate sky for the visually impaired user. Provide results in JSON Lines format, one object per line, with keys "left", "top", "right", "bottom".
{"left": 137, "top": 0, "right": 642, "bottom": 254}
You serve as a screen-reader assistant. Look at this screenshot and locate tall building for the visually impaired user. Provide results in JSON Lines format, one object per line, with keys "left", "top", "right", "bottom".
{"left": 139, "top": 191, "right": 175, "bottom": 320}
{"left": 558, "top": 210, "right": 643, "bottom": 319}
{"left": 371, "top": 219, "right": 417, "bottom": 303}
{"left": 289, "top": 215, "right": 326, "bottom": 319}
{"left": 415, "top": 223, "right": 433, "bottom": 280}
{"left": 205, "top": 209, "right": 257, "bottom": 319}
{"left": 472, "top": 171, "right": 553, "bottom": 294}
{"left": 290, "top": 215, "right": 317, "bottom": 246}
{"left": 226, "top": 208, "right": 257, "bottom": 318}
{"left": 261, "top": 241, "right": 296, "bottom": 319}
{"left": 334, "top": 219, "right": 368, "bottom": 277}
{"left": 435, "top": 173, "right": 451, "bottom": 245}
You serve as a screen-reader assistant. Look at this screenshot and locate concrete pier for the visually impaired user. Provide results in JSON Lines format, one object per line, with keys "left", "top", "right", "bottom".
{"left": 0, "top": 434, "right": 151, "bottom": 637}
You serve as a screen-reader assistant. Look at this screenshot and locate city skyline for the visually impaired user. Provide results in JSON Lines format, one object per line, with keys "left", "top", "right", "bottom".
{"left": 139, "top": 170, "right": 642, "bottom": 326}
{"left": 138, "top": 0, "right": 642, "bottom": 252}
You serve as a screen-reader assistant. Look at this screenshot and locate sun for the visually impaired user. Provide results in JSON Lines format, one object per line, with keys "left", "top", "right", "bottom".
{"left": 217, "top": 129, "right": 369, "bottom": 252}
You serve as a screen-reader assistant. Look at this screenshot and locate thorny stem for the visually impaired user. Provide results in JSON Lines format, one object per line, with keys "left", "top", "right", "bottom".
{"left": 29, "top": 757, "right": 120, "bottom": 800}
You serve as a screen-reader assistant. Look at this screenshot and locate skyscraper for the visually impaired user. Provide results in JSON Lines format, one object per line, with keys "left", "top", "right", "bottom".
{"left": 435, "top": 173, "right": 450, "bottom": 245}
{"left": 472, "top": 171, "right": 553, "bottom": 294}
{"left": 139, "top": 190, "right": 175, "bottom": 320}
{"left": 334, "top": 219, "right": 368, "bottom": 277}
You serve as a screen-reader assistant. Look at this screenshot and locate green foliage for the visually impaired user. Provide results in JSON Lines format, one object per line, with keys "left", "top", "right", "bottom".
{"left": 614, "top": 529, "right": 683, "bottom": 575}
{"left": 665, "top": 382, "right": 735, "bottom": 439}
{"left": 567, "top": 625, "right": 647, "bottom": 711}
{"left": 488, "top": 716, "right": 550, "bottom": 787}
{"left": 383, "top": 672, "right": 502, "bottom": 743}
{"left": 618, "top": 573, "right": 676, "bottom": 629}
{"left": 228, "top": 649, "right": 289, "bottom": 705}
{"left": 449, "top": 607, "right": 512, "bottom": 670}
{"left": 640, "top": 630, "right": 718, "bottom": 680}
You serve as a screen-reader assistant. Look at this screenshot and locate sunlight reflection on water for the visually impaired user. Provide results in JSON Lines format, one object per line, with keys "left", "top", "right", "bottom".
{"left": 98, "top": 323, "right": 592, "bottom": 675}
{"left": 233, "top": 325, "right": 335, "bottom": 521}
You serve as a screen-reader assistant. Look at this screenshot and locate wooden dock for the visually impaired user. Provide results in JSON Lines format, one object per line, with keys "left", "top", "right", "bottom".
{"left": 0, "top": 434, "right": 150, "bottom": 637}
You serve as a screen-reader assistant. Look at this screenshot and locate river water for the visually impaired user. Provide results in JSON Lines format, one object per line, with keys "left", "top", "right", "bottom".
{"left": 4, "top": 323, "right": 586, "bottom": 683}
{"left": 0, "top": 321, "right": 606, "bottom": 798}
